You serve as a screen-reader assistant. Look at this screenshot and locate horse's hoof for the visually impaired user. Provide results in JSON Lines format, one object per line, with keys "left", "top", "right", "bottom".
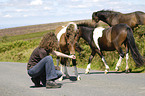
{"left": 104, "top": 70, "right": 108, "bottom": 74}
{"left": 77, "top": 76, "right": 81, "bottom": 80}
{"left": 58, "top": 77, "right": 63, "bottom": 81}
{"left": 115, "top": 68, "right": 119, "bottom": 72}
{"left": 65, "top": 75, "right": 70, "bottom": 79}
{"left": 105, "top": 71, "right": 108, "bottom": 74}
{"left": 125, "top": 69, "right": 131, "bottom": 73}
{"left": 85, "top": 71, "right": 89, "bottom": 74}
{"left": 126, "top": 68, "right": 131, "bottom": 73}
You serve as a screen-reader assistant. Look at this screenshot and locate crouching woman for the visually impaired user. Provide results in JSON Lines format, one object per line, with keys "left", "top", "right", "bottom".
{"left": 27, "top": 32, "right": 75, "bottom": 89}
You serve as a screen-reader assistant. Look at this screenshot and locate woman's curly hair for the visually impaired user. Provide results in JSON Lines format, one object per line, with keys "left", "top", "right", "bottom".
{"left": 39, "top": 32, "right": 58, "bottom": 52}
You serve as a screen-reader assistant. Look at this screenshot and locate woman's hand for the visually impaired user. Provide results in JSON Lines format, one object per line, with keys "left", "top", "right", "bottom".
{"left": 52, "top": 51, "right": 76, "bottom": 59}
{"left": 69, "top": 55, "right": 76, "bottom": 59}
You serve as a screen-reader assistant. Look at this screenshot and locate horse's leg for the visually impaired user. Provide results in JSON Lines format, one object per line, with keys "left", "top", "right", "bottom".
{"left": 101, "top": 56, "right": 110, "bottom": 74}
{"left": 115, "top": 56, "right": 123, "bottom": 71}
{"left": 115, "top": 47, "right": 125, "bottom": 72}
{"left": 72, "top": 59, "right": 81, "bottom": 80}
{"left": 85, "top": 51, "right": 96, "bottom": 74}
{"left": 125, "top": 43, "right": 130, "bottom": 72}
{"left": 56, "top": 57, "right": 64, "bottom": 81}
{"left": 59, "top": 58, "right": 69, "bottom": 81}
{"left": 125, "top": 53, "right": 129, "bottom": 72}
{"left": 63, "top": 58, "right": 70, "bottom": 79}
{"left": 67, "top": 58, "right": 70, "bottom": 67}
{"left": 56, "top": 56, "right": 60, "bottom": 66}
{"left": 95, "top": 50, "right": 110, "bottom": 74}
{"left": 58, "top": 64, "right": 63, "bottom": 81}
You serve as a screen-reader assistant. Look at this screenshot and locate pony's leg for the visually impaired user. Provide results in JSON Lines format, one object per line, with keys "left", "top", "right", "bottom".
{"left": 59, "top": 58, "right": 68, "bottom": 81}
{"left": 64, "top": 64, "right": 70, "bottom": 78}
{"left": 125, "top": 53, "right": 129, "bottom": 72}
{"left": 67, "top": 58, "right": 70, "bottom": 67}
{"left": 101, "top": 56, "right": 110, "bottom": 74}
{"left": 115, "top": 56, "right": 123, "bottom": 71}
{"left": 56, "top": 57, "right": 60, "bottom": 66}
{"left": 63, "top": 58, "right": 69, "bottom": 78}
{"left": 85, "top": 63, "right": 91, "bottom": 74}
{"left": 97, "top": 51, "right": 109, "bottom": 74}
{"left": 125, "top": 43, "right": 129, "bottom": 72}
{"left": 85, "top": 52, "right": 96, "bottom": 74}
{"left": 58, "top": 64, "right": 63, "bottom": 81}
{"left": 72, "top": 59, "right": 81, "bottom": 80}
{"left": 114, "top": 42, "right": 125, "bottom": 72}
{"left": 74, "top": 66, "right": 81, "bottom": 80}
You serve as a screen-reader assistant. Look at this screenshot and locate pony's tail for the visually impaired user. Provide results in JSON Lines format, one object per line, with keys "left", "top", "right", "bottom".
{"left": 127, "top": 27, "right": 145, "bottom": 67}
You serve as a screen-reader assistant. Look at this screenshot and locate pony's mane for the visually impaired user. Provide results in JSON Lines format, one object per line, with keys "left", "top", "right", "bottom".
{"left": 97, "top": 10, "right": 121, "bottom": 15}
{"left": 77, "top": 22, "right": 98, "bottom": 28}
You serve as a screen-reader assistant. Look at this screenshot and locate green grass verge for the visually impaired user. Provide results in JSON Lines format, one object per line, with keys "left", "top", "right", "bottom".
{"left": 0, "top": 26, "right": 144, "bottom": 73}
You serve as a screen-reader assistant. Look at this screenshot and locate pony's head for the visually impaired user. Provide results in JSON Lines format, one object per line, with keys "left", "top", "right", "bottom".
{"left": 65, "top": 23, "right": 78, "bottom": 55}
{"left": 92, "top": 10, "right": 108, "bottom": 23}
{"left": 92, "top": 10, "right": 121, "bottom": 23}
{"left": 92, "top": 12, "right": 99, "bottom": 23}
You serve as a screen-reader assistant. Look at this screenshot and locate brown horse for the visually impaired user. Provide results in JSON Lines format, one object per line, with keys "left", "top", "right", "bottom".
{"left": 75, "top": 22, "right": 144, "bottom": 74}
{"left": 55, "top": 22, "right": 81, "bottom": 81}
{"left": 92, "top": 10, "right": 145, "bottom": 29}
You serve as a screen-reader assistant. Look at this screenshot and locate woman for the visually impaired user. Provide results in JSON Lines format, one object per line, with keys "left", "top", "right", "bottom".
{"left": 27, "top": 32, "right": 76, "bottom": 89}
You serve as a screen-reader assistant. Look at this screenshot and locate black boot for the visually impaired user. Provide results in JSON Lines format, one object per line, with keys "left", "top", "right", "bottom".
{"left": 40, "top": 76, "right": 46, "bottom": 87}
{"left": 31, "top": 77, "right": 43, "bottom": 87}
{"left": 46, "top": 80, "right": 61, "bottom": 89}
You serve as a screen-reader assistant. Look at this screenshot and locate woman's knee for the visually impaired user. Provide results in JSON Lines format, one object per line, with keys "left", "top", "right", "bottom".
{"left": 45, "top": 56, "right": 53, "bottom": 60}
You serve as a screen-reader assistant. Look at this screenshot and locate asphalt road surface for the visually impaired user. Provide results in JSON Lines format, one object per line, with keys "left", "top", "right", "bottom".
{"left": 0, "top": 62, "right": 145, "bottom": 96}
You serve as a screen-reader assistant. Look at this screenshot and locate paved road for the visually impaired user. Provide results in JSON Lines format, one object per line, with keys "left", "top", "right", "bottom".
{"left": 0, "top": 62, "right": 145, "bottom": 96}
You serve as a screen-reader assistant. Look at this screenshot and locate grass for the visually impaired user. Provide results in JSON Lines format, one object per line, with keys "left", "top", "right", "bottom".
{"left": 0, "top": 22, "right": 145, "bottom": 73}
{"left": 0, "top": 30, "right": 54, "bottom": 43}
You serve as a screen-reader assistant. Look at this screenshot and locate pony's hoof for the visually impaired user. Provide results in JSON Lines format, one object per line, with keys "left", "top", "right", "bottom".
{"left": 85, "top": 71, "right": 89, "bottom": 74}
{"left": 77, "top": 76, "right": 81, "bottom": 80}
{"left": 65, "top": 75, "right": 70, "bottom": 79}
{"left": 58, "top": 77, "right": 63, "bottom": 81}
{"left": 104, "top": 70, "right": 108, "bottom": 74}
{"left": 125, "top": 69, "right": 131, "bottom": 73}
{"left": 115, "top": 67, "right": 119, "bottom": 72}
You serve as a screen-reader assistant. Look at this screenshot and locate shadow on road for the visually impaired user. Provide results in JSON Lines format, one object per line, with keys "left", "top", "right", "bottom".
{"left": 79, "top": 68, "right": 145, "bottom": 75}
{"left": 63, "top": 76, "right": 77, "bottom": 81}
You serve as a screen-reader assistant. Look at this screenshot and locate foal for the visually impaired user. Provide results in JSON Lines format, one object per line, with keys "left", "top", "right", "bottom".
{"left": 55, "top": 22, "right": 81, "bottom": 81}
{"left": 76, "top": 23, "right": 144, "bottom": 74}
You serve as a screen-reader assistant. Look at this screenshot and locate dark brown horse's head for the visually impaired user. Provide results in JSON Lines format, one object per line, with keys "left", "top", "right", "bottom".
{"left": 65, "top": 23, "right": 78, "bottom": 55}
{"left": 92, "top": 10, "right": 108, "bottom": 23}
{"left": 92, "top": 12, "right": 99, "bottom": 23}
{"left": 92, "top": 10, "right": 121, "bottom": 24}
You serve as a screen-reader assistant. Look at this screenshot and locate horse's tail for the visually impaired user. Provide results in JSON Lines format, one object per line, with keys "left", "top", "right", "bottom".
{"left": 126, "top": 27, "right": 145, "bottom": 67}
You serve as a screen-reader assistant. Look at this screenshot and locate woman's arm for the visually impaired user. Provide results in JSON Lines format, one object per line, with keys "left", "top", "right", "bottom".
{"left": 51, "top": 50, "right": 76, "bottom": 59}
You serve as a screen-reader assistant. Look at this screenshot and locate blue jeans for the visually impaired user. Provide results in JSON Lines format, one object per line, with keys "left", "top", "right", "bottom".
{"left": 28, "top": 56, "right": 62, "bottom": 81}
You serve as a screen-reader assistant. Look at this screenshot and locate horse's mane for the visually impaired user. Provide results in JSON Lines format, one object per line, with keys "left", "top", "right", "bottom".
{"left": 97, "top": 9, "right": 122, "bottom": 16}
{"left": 77, "top": 22, "right": 98, "bottom": 28}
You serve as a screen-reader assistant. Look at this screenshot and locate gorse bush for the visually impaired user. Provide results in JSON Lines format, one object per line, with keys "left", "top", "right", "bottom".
{"left": 0, "top": 40, "right": 40, "bottom": 62}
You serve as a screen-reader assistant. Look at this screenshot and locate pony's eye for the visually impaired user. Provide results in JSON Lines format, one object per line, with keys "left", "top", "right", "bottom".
{"left": 67, "top": 43, "right": 69, "bottom": 45}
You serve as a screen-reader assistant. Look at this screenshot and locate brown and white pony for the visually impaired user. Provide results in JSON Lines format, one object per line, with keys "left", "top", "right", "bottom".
{"left": 55, "top": 22, "right": 81, "bottom": 81}
{"left": 75, "top": 23, "right": 144, "bottom": 74}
